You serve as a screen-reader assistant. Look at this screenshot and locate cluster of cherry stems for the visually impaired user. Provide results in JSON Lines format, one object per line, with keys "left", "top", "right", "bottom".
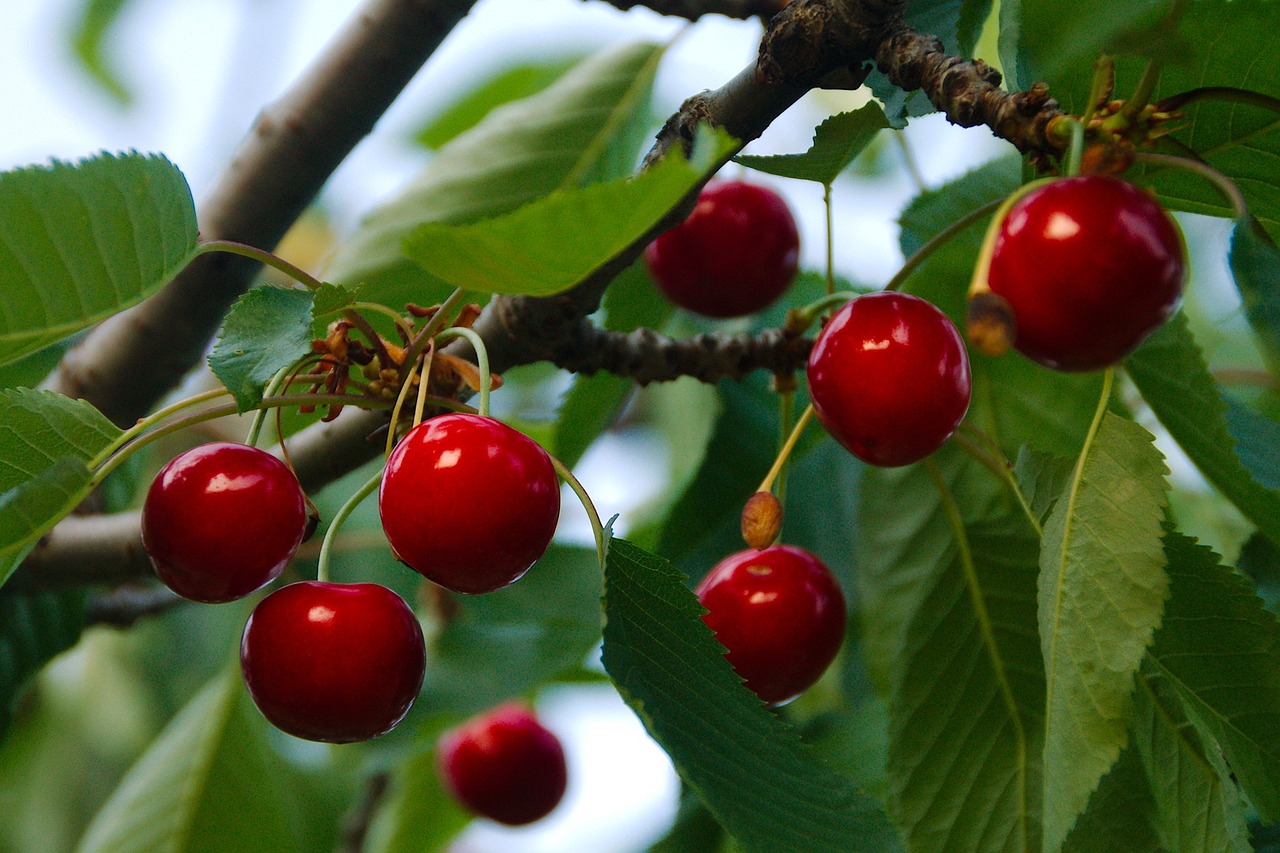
{"left": 137, "top": 163, "right": 1186, "bottom": 825}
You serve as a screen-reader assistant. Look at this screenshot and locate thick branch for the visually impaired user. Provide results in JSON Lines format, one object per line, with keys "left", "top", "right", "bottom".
{"left": 551, "top": 321, "right": 812, "bottom": 385}
{"left": 50, "top": 0, "right": 477, "bottom": 427}
{"left": 588, "top": 0, "right": 783, "bottom": 19}
{"left": 875, "top": 27, "right": 1065, "bottom": 154}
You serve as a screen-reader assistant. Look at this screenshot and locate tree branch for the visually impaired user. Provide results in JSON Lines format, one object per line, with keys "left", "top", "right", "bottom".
{"left": 587, "top": 0, "right": 784, "bottom": 19}
{"left": 50, "top": 0, "right": 478, "bottom": 427}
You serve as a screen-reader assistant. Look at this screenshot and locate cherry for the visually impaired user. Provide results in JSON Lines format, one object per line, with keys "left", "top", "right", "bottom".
{"left": 806, "top": 291, "right": 971, "bottom": 467}
{"left": 644, "top": 179, "right": 800, "bottom": 318}
{"left": 695, "top": 544, "right": 846, "bottom": 705}
{"left": 986, "top": 174, "right": 1185, "bottom": 371}
{"left": 436, "top": 702, "right": 568, "bottom": 826}
{"left": 378, "top": 413, "right": 560, "bottom": 595}
{"left": 141, "top": 441, "right": 307, "bottom": 603}
{"left": 240, "top": 581, "right": 426, "bottom": 743}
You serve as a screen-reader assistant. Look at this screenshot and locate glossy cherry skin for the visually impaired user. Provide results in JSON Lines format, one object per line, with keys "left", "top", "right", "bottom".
{"left": 807, "top": 292, "right": 971, "bottom": 467}
{"left": 987, "top": 175, "right": 1185, "bottom": 371}
{"left": 437, "top": 702, "right": 568, "bottom": 826}
{"left": 644, "top": 179, "right": 800, "bottom": 318}
{"left": 141, "top": 442, "right": 307, "bottom": 603}
{"left": 379, "top": 414, "right": 560, "bottom": 595}
{"left": 696, "top": 545, "right": 846, "bottom": 705}
{"left": 240, "top": 581, "right": 426, "bottom": 743}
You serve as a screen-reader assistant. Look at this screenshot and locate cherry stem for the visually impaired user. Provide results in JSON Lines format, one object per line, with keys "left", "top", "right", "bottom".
{"left": 386, "top": 358, "right": 424, "bottom": 458}
{"left": 413, "top": 342, "right": 436, "bottom": 428}
{"left": 1120, "top": 58, "right": 1165, "bottom": 124}
{"left": 548, "top": 455, "right": 608, "bottom": 570}
{"left": 1061, "top": 118, "right": 1085, "bottom": 177}
{"left": 400, "top": 288, "right": 468, "bottom": 380}
{"left": 434, "top": 327, "right": 492, "bottom": 417}
{"left": 246, "top": 364, "right": 298, "bottom": 448}
{"left": 90, "top": 393, "right": 391, "bottom": 486}
{"left": 1157, "top": 86, "right": 1280, "bottom": 115}
{"left": 352, "top": 301, "right": 415, "bottom": 340}
{"left": 1132, "top": 152, "right": 1249, "bottom": 219}
{"left": 316, "top": 468, "right": 383, "bottom": 584}
{"left": 1081, "top": 55, "right": 1115, "bottom": 126}
{"left": 792, "top": 291, "right": 860, "bottom": 329}
{"left": 90, "top": 388, "right": 231, "bottom": 470}
{"left": 195, "top": 240, "right": 325, "bottom": 291}
{"left": 823, "top": 183, "right": 836, "bottom": 297}
{"left": 756, "top": 404, "right": 815, "bottom": 495}
{"left": 773, "top": 390, "right": 796, "bottom": 532}
{"left": 890, "top": 197, "right": 1004, "bottom": 294}
{"left": 966, "top": 179, "right": 1056, "bottom": 299}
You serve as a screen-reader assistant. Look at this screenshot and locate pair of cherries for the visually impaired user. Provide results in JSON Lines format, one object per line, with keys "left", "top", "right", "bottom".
{"left": 141, "top": 411, "right": 562, "bottom": 745}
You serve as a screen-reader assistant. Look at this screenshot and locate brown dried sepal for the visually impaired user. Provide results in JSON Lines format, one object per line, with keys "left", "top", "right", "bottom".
{"left": 741, "top": 490, "right": 783, "bottom": 550}
{"left": 967, "top": 291, "right": 1016, "bottom": 357}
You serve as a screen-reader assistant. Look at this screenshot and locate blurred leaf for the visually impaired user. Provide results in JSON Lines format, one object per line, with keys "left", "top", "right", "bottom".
{"left": 0, "top": 587, "right": 86, "bottom": 738}
{"left": 866, "top": 0, "right": 995, "bottom": 123}
{"left": 649, "top": 786, "right": 731, "bottom": 853}
{"left": 0, "top": 338, "right": 74, "bottom": 390}
{"left": 418, "top": 545, "right": 602, "bottom": 716}
{"left": 1148, "top": 531, "right": 1280, "bottom": 822}
{"left": 0, "top": 152, "right": 197, "bottom": 366}
{"left": 1229, "top": 218, "right": 1280, "bottom": 369}
{"left": 401, "top": 126, "right": 737, "bottom": 297}
{"left": 1061, "top": 744, "right": 1161, "bottom": 852}
{"left": 1131, "top": 666, "right": 1251, "bottom": 852}
{"left": 886, "top": 516, "right": 1044, "bottom": 852}
{"left": 1128, "top": 313, "right": 1280, "bottom": 544}
{"left": 208, "top": 287, "right": 315, "bottom": 413}
{"left": 735, "top": 105, "right": 892, "bottom": 184}
{"left": 0, "top": 389, "right": 121, "bottom": 567}
{"left": 1038, "top": 412, "right": 1169, "bottom": 852}
{"left": 601, "top": 538, "right": 901, "bottom": 853}
{"left": 325, "top": 42, "right": 665, "bottom": 307}
{"left": 69, "top": 0, "right": 133, "bottom": 104}
{"left": 413, "top": 56, "right": 585, "bottom": 149}
{"left": 365, "top": 745, "right": 471, "bottom": 853}
{"left": 78, "top": 669, "right": 305, "bottom": 853}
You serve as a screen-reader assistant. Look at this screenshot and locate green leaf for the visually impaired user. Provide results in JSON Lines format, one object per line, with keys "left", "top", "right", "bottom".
{"left": 1038, "top": 412, "right": 1169, "bottom": 852}
{"left": 1061, "top": 744, "right": 1162, "bottom": 852}
{"left": 208, "top": 286, "right": 316, "bottom": 413}
{"left": 1127, "top": 313, "right": 1280, "bottom": 544}
{"left": 0, "top": 587, "right": 86, "bottom": 737}
{"left": 309, "top": 282, "right": 359, "bottom": 334}
{"left": 412, "top": 56, "right": 585, "bottom": 149}
{"left": 418, "top": 545, "right": 603, "bottom": 716}
{"left": 365, "top": 745, "right": 471, "bottom": 853}
{"left": 601, "top": 538, "right": 901, "bottom": 853}
{"left": 400, "top": 126, "right": 738, "bottom": 297}
{"left": 734, "top": 105, "right": 892, "bottom": 185}
{"left": 1131, "top": 666, "right": 1251, "bottom": 852}
{"left": 324, "top": 42, "right": 665, "bottom": 307}
{"left": 1014, "top": 445, "right": 1075, "bottom": 524}
{"left": 1148, "top": 531, "right": 1280, "bottom": 822}
{"left": 0, "top": 389, "right": 121, "bottom": 567}
{"left": 1229, "top": 218, "right": 1280, "bottom": 369}
{"left": 886, "top": 517, "right": 1044, "bottom": 852}
{"left": 77, "top": 669, "right": 305, "bottom": 853}
{"left": 69, "top": 0, "right": 134, "bottom": 104}
{"left": 0, "top": 152, "right": 197, "bottom": 366}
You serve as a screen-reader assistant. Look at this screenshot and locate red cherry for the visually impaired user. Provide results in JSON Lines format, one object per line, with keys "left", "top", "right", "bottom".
{"left": 644, "top": 179, "right": 800, "bottom": 318}
{"left": 141, "top": 442, "right": 307, "bottom": 603}
{"left": 695, "top": 545, "right": 846, "bottom": 705}
{"left": 240, "top": 581, "right": 425, "bottom": 743}
{"left": 437, "top": 702, "right": 568, "bottom": 826}
{"left": 806, "top": 292, "right": 971, "bottom": 467}
{"left": 987, "top": 175, "right": 1185, "bottom": 371}
{"left": 378, "top": 414, "right": 560, "bottom": 595}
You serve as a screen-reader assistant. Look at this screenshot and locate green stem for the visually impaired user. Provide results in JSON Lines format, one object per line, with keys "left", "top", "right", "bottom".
{"left": 1132, "top": 152, "right": 1249, "bottom": 219}
{"left": 246, "top": 365, "right": 297, "bottom": 448}
{"left": 792, "top": 291, "right": 861, "bottom": 329}
{"left": 316, "top": 469, "right": 383, "bottom": 584}
{"left": 401, "top": 288, "right": 468, "bottom": 380}
{"left": 823, "top": 183, "right": 836, "bottom": 298}
{"left": 957, "top": 425, "right": 1043, "bottom": 537}
{"left": 775, "top": 390, "right": 795, "bottom": 514}
{"left": 1119, "top": 59, "right": 1165, "bottom": 124}
{"left": 1081, "top": 55, "right": 1115, "bottom": 126}
{"left": 434, "top": 327, "right": 491, "bottom": 417}
{"left": 895, "top": 130, "right": 926, "bottom": 192}
{"left": 889, "top": 197, "right": 1004, "bottom": 293}
{"left": 757, "top": 405, "right": 815, "bottom": 494}
{"left": 1062, "top": 118, "right": 1085, "bottom": 177}
{"left": 89, "top": 388, "right": 230, "bottom": 469}
{"left": 549, "top": 455, "right": 608, "bottom": 570}
{"left": 967, "top": 179, "right": 1057, "bottom": 299}
{"left": 195, "top": 240, "right": 324, "bottom": 291}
